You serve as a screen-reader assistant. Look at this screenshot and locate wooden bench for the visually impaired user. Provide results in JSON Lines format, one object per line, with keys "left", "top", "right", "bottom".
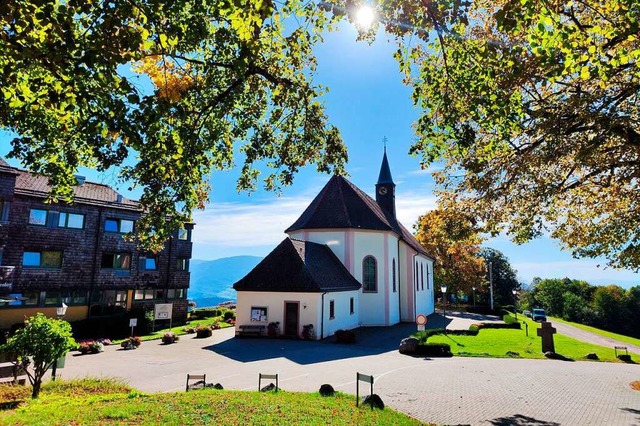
{"left": 237, "top": 325, "right": 266, "bottom": 337}
{"left": 614, "top": 346, "right": 628, "bottom": 357}
{"left": 186, "top": 373, "right": 206, "bottom": 391}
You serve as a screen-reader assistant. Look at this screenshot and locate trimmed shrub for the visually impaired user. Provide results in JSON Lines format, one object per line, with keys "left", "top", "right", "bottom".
{"left": 416, "top": 342, "right": 452, "bottom": 357}
{"left": 223, "top": 310, "right": 236, "bottom": 321}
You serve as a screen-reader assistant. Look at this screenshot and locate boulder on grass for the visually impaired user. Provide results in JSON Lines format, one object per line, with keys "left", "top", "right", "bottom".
{"left": 362, "top": 394, "right": 384, "bottom": 410}
{"left": 319, "top": 384, "right": 335, "bottom": 397}
{"left": 260, "top": 383, "right": 276, "bottom": 392}
{"left": 399, "top": 338, "right": 419, "bottom": 354}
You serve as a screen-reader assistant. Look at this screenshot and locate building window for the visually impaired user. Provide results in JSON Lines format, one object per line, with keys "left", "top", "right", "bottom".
{"left": 250, "top": 307, "right": 268, "bottom": 322}
{"left": 362, "top": 256, "right": 377, "bottom": 292}
{"left": 167, "top": 288, "right": 186, "bottom": 299}
{"left": 29, "top": 209, "right": 48, "bottom": 225}
{"left": 421, "top": 264, "right": 424, "bottom": 291}
{"left": 0, "top": 201, "right": 9, "bottom": 223}
{"left": 176, "top": 258, "right": 189, "bottom": 271}
{"left": 23, "top": 250, "right": 62, "bottom": 268}
{"left": 329, "top": 300, "right": 335, "bottom": 319}
{"left": 392, "top": 258, "right": 396, "bottom": 293}
{"left": 101, "top": 253, "right": 131, "bottom": 270}
{"left": 0, "top": 292, "right": 39, "bottom": 307}
{"left": 139, "top": 256, "right": 157, "bottom": 271}
{"left": 415, "top": 261, "right": 419, "bottom": 291}
{"left": 62, "top": 290, "right": 87, "bottom": 305}
{"left": 350, "top": 297, "right": 355, "bottom": 315}
{"left": 426, "top": 265, "right": 430, "bottom": 289}
{"left": 44, "top": 291, "right": 61, "bottom": 306}
{"left": 178, "top": 228, "right": 189, "bottom": 241}
{"left": 104, "top": 218, "right": 134, "bottom": 233}
{"left": 58, "top": 212, "right": 84, "bottom": 229}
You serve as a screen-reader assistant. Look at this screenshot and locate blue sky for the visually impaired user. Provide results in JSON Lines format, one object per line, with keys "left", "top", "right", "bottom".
{"left": 1, "top": 21, "right": 638, "bottom": 288}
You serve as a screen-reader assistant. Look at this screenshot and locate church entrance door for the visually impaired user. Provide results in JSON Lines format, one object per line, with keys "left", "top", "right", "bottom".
{"left": 284, "top": 302, "right": 299, "bottom": 337}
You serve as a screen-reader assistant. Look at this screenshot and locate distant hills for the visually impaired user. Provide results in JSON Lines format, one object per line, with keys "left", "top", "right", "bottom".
{"left": 188, "top": 256, "right": 262, "bottom": 308}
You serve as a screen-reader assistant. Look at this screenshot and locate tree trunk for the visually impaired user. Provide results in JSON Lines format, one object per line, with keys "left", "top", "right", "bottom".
{"left": 31, "top": 379, "right": 41, "bottom": 399}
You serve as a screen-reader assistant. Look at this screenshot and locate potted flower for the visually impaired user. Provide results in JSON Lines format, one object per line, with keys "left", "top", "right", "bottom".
{"left": 267, "top": 322, "right": 280, "bottom": 337}
{"left": 162, "top": 332, "right": 179, "bottom": 344}
{"left": 195, "top": 325, "right": 212, "bottom": 338}
{"left": 121, "top": 336, "right": 142, "bottom": 350}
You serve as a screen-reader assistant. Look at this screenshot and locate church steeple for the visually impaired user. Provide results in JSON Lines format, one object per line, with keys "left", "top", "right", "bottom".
{"left": 375, "top": 145, "right": 396, "bottom": 218}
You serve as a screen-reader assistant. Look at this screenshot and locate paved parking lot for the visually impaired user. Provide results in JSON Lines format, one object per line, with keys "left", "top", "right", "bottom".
{"left": 56, "top": 319, "right": 640, "bottom": 425}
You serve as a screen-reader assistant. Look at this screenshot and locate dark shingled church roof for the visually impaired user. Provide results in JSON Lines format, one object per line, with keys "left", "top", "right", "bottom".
{"left": 233, "top": 238, "right": 362, "bottom": 293}
{"left": 285, "top": 175, "right": 432, "bottom": 258}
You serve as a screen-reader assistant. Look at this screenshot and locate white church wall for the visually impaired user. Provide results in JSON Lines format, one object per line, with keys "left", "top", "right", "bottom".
{"left": 414, "top": 255, "right": 435, "bottom": 318}
{"left": 321, "top": 290, "right": 360, "bottom": 338}
{"left": 235, "top": 291, "right": 320, "bottom": 338}
{"left": 353, "top": 230, "right": 387, "bottom": 326}
{"left": 236, "top": 290, "right": 359, "bottom": 340}
{"left": 287, "top": 230, "right": 348, "bottom": 266}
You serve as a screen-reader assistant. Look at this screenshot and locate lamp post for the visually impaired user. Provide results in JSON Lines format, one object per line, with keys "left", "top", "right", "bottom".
{"left": 512, "top": 289, "right": 518, "bottom": 321}
{"left": 441, "top": 286, "right": 447, "bottom": 335}
{"left": 52, "top": 303, "right": 68, "bottom": 381}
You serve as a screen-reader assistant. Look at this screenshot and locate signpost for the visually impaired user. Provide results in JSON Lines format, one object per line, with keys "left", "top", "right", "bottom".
{"left": 129, "top": 318, "right": 137, "bottom": 337}
{"left": 416, "top": 314, "right": 427, "bottom": 331}
{"left": 154, "top": 303, "right": 174, "bottom": 331}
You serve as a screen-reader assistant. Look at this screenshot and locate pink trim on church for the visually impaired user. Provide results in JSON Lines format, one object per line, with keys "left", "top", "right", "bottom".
{"left": 345, "top": 230, "right": 355, "bottom": 274}
{"left": 384, "top": 233, "right": 390, "bottom": 325}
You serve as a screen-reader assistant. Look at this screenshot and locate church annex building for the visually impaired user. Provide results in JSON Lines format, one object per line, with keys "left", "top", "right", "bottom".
{"left": 233, "top": 151, "right": 435, "bottom": 339}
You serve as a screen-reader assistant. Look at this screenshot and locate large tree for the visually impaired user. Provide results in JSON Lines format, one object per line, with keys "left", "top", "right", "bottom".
{"left": 414, "top": 207, "right": 486, "bottom": 300}
{"left": 328, "top": 0, "right": 640, "bottom": 269}
{"left": 1, "top": 0, "right": 347, "bottom": 249}
{"left": 479, "top": 248, "right": 519, "bottom": 307}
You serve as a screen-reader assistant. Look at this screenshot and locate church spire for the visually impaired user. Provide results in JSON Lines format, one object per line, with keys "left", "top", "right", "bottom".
{"left": 375, "top": 142, "right": 396, "bottom": 218}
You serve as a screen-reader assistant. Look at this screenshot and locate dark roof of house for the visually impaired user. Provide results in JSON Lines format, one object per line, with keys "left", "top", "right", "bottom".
{"left": 233, "top": 238, "right": 362, "bottom": 293}
{"left": 285, "top": 175, "right": 432, "bottom": 258}
{"left": 0, "top": 156, "right": 139, "bottom": 210}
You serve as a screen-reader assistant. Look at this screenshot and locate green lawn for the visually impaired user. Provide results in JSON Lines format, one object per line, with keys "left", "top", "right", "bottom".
{"left": 0, "top": 378, "right": 429, "bottom": 425}
{"left": 113, "top": 316, "right": 233, "bottom": 344}
{"left": 425, "top": 316, "right": 639, "bottom": 362}
{"left": 549, "top": 316, "right": 640, "bottom": 348}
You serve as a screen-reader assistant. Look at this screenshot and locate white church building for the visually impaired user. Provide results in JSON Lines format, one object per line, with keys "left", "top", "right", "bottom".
{"left": 233, "top": 151, "right": 435, "bottom": 339}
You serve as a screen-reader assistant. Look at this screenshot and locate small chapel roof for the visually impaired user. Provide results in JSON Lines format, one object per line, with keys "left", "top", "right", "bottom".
{"left": 233, "top": 238, "right": 362, "bottom": 293}
{"left": 285, "top": 175, "right": 432, "bottom": 258}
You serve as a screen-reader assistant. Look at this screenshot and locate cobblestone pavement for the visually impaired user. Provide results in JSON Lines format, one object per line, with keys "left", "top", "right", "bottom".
{"left": 55, "top": 317, "right": 640, "bottom": 426}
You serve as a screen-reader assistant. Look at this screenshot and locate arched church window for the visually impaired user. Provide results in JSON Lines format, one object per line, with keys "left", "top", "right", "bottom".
{"left": 421, "top": 264, "right": 424, "bottom": 290}
{"left": 392, "top": 258, "right": 396, "bottom": 293}
{"left": 363, "top": 256, "right": 377, "bottom": 292}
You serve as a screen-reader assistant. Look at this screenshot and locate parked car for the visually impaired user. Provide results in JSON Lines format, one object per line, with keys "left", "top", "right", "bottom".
{"left": 523, "top": 310, "right": 532, "bottom": 318}
{"left": 532, "top": 308, "right": 547, "bottom": 322}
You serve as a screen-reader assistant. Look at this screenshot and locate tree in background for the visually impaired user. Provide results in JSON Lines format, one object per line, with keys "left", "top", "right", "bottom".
{"left": 324, "top": 0, "right": 640, "bottom": 269}
{"left": 414, "top": 207, "right": 486, "bottom": 301}
{"left": 0, "top": 313, "right": 76, "bottom": 398}
{"left": 1, "top": 0, "right": 347, "bottom": 250}
{"left": 479, "top": 248, "right": 520, "bottom": 307}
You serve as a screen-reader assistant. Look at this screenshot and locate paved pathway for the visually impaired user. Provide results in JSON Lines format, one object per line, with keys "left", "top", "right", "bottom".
{"left": 551, "top": 320, "right": 640, "bottom": 355}
{"left": 53, "top": 315, "right": 640, "bottom": 425}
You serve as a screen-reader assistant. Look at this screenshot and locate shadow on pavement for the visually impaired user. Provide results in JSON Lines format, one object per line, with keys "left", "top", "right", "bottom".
{"left": 203, "top": 323, "right": 420, "bottom": 364}
{"left": 488, "top": 414, "right": 560, "bottom": 426}
{"left": 443, "top": 311, "right": 501, "bottom": 322}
